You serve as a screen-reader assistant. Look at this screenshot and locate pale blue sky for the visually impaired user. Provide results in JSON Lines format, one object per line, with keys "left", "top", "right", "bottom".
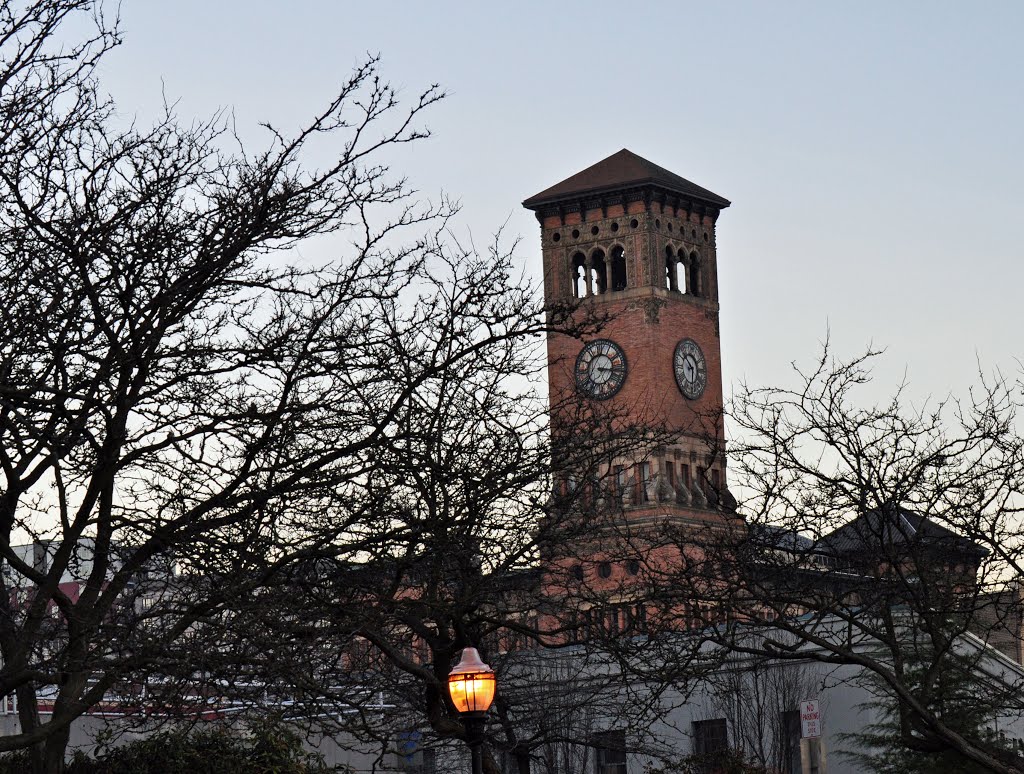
{"left": 98, "top": 1, "right": 1024, "bottom": 404}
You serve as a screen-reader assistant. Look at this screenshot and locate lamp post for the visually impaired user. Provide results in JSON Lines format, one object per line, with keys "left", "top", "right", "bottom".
{"left": 447, "top": 647, "right": 496, "bottom": 774}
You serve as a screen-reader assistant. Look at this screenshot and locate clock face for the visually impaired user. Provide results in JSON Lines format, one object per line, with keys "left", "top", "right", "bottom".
{"left": 575, "top": 339, "right": 627, "bottom": 399}
{"left": 673, "top": 338, "right": 707, "bottom": 399}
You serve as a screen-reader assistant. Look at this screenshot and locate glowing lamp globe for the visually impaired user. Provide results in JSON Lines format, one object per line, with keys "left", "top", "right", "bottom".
{"left": 447, "top": 648, "right": 496, "bottom": 715}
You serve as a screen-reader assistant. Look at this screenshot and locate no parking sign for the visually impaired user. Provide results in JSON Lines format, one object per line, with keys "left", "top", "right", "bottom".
{"left": 800, "top": 699, "right": 822, "bottom": 738}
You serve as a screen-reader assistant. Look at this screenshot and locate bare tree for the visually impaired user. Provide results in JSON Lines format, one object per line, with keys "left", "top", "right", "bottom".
{"left": 215, "top": 281, "right": 694, "bottom": 774}
{"left": 0, "top": 7, "right": 696, "bottom": 773}
{"left": 650, "top": 346, "right": 1024, "bottom": 773}
{"left": 708, "top": 650, "right": 820, "bottom": 772}
{"left": 0, "top": 1, "right": 593, "bottom": 771}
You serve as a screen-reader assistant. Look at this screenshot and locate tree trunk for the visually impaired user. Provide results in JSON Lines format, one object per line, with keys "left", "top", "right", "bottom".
{"left": 15, "top": 684, "right": 44, "bottom": 774}
{"left": 482, "top": 746, "right": 502, "bottom": 774}
{"left": 42, "top": 725, "right": 69, "bottom": 774}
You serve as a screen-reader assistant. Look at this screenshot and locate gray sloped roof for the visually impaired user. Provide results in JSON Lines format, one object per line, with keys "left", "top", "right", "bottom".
{"left": 748, "top": 524, "right": 816, "bottom": 554}
{"left": 819, "top": 503, "right": 987, "bottom": 557}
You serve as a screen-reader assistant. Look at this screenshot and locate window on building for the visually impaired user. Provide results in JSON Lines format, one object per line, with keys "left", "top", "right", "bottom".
{"left": 395, "top": 733, "right": 436, "bottom": 774}
{"left": 639, "top": 461, "right": 651, "bottom": 502}
{"left": 684, "top": 602, "right": 700, "bottom": 630}
{"left": 610, "top": 246, "right": 627, "bottom": 291}
{"left": 708, "top": 468, "right": 721, "bottom": 506}
{"left": 566, "top": 613, "right": 580, "bottom": 644}
{"left": 572, "top": 253, "right": 587, "bottom": 298}
{"left": 417, "top": 749, "right": 436, "bottom": 774}
{"left": 593, "top": 729, "right": 627, "bottom": 774}
{"left": 591, "top": 249, "right": 608, "bottom": 294}
{"left": 781, "top": 710, "right": 801, "bottom": 774}
{"left": 692, "top": 719, "right": 728, "bottom": 773}
{"left": 605, "top": 607, "right": 619, "bottom": 635}
{"left": 634, "top": 602, "right": 647, "bottom": 631}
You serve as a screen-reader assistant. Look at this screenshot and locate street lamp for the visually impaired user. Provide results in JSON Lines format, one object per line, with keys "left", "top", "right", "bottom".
{"left": 447, "top": 647, "right": 496, "bottom": 774}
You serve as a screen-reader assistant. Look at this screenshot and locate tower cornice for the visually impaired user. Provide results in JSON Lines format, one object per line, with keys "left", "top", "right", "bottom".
{"left": 523, "top": 148, "right": 730, "bottom": 219}
{"left": 528, "top": 184, "right": 726, "bottom": 225}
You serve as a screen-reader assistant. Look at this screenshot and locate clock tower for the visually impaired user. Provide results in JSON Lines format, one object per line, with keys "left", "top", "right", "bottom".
{"left": 523, "top": 149, "right": 734, "bottom": 529}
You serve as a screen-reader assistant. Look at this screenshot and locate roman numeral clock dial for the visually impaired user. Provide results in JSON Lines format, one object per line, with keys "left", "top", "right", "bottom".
{"left": 674, "top": 338, "right": 707, "bottom": 399}
{"left": 575, "top": 339, "right": 627, "bottom": 399}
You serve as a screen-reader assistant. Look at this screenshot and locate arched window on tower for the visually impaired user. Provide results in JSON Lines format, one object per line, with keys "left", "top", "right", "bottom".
{"left": 689, "top": 251, "right": 702, "bottom": 297}
{"left": 610, "top": 246, "right": 627, "bottom": 291}
{"left": 590, "top": 249, "right": 607, "bottom": 295}
{"left": 665, "top": 246, "right": 688, "bottom": 293}
{"left": 572, "top": 252, "right": 587, "bottom": 298}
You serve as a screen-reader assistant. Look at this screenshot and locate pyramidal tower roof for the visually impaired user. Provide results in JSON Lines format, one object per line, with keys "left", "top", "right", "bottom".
{"left": 522, "top": 149, "right": 730, "bottom": 211}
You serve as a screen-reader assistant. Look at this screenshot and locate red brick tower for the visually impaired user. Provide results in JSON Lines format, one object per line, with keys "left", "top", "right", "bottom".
{"left": 523, "top": 149, "right": 734, "bottom": 531}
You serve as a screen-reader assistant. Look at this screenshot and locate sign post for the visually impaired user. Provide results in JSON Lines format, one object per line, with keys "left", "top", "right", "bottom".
{"left": 798, "top": 699, "right": 826, "bottom": 774}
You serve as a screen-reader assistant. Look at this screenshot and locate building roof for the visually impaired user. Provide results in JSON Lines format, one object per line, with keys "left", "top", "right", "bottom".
{"left": 819, "top": 503, "right": 987, "bottom": 558}
{"left": 522, "top": 148, "right": 731, "bottom": 210}
{"left": 749, "top": 524, "right": 817, "bottom": 554}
